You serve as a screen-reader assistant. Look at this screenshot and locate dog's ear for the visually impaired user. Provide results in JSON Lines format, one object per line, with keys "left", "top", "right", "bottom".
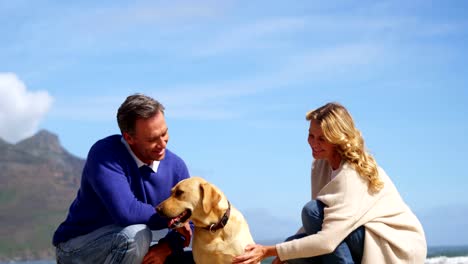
{"left": 200, "top": 182, "right": 222, "bottom": 214}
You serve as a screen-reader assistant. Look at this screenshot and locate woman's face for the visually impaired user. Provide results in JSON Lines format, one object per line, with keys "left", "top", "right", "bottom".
{"left": 308, "top": 120, "right": 337, "bottom": 162}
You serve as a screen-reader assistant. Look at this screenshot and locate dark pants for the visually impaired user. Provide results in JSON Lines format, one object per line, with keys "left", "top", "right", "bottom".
{"left": 165, "top": 250, "right": 194, "bottom": 264}
{"left": 285, "top": 200, "right": 365, "bottom": 264}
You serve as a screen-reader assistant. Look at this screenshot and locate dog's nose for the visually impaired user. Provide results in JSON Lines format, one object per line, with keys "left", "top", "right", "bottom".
{"left": 156, "top": 205, "right": 165, "bottom": 216}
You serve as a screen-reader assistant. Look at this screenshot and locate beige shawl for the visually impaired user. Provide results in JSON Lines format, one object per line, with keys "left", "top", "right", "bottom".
{"left": 276, "top": 160, "right": 427, "bottom": 263}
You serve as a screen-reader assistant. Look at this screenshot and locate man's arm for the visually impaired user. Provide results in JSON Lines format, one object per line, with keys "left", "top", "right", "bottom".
{"left": 85, "top": 144, "right": 161, "bottom": 226}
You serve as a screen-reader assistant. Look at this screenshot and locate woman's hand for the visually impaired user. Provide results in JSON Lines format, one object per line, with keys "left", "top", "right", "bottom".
{"left": 232, "top": 244, "right": 278, "bottom": 264}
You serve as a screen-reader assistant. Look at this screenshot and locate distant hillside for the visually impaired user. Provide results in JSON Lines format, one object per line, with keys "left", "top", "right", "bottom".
{"left": 0, "top": 130, "right": 84, "bottom": 261}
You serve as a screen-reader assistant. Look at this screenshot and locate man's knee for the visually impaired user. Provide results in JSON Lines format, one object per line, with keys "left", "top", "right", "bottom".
{"left": 121, "top": 224, "right": 152, "bottom": 241}
{"left": 115, "top": 224, "right": 152, "bottom": 262}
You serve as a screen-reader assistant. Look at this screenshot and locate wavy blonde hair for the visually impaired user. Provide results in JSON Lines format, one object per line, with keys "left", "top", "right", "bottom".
{"left": 306, "top": 102, "right": 384, "bottom": 192}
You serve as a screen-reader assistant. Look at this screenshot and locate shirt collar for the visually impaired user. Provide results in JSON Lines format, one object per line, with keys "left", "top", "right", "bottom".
{"left": 121, "top": 136, "right": 160, "bottom": 172}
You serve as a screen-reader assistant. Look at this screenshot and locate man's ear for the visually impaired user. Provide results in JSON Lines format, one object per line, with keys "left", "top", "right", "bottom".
{"left": 123, "top": 132, "right": 134, "bottom": 144}
{"left": 200, "top": 183, "right": 222, "bottom": 214}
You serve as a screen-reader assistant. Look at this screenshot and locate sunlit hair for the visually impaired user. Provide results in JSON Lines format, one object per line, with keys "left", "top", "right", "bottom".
{"left": 306, "top": 102, "right": 384, "bottom": 192}
{"left": 117, "top": 93, "right": 165, "bottom": 136}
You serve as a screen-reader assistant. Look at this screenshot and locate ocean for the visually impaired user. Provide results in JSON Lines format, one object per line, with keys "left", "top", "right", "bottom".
{"left": 2, "top": 245, "right": 468, "bottom": 264}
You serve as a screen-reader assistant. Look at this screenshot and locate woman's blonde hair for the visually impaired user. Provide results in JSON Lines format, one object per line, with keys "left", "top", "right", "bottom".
{"left": 306, "top": 102, "right": 384, "bottom": 192}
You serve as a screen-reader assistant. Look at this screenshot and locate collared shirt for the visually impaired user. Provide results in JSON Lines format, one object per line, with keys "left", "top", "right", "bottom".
{"left": 121, "top": 136, "right": 160, "bottom": 173}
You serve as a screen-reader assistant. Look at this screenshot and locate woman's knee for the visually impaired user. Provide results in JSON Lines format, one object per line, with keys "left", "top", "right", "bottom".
{"left": 286, "top": 257, "right": 320, "bottom": 264}
{"left": 301, "top": 200, "right": 324, "bottom": 235}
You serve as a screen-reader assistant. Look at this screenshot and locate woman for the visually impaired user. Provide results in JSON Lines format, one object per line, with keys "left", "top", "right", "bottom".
{"left": 232, "top": 102, "right": 427, "bottom": 264}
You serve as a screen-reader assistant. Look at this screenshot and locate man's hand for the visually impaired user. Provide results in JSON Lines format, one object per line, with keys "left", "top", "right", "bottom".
{"left": 142, "top": 242, "right": 171, "bottom": 264}
{"left": 176, "top": 222, "right": 192, "bottom": 247}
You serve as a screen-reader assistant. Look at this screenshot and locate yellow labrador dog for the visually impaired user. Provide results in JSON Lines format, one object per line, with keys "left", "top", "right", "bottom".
{"left": 156, "top": 177, "right": 257, "bottom": 264}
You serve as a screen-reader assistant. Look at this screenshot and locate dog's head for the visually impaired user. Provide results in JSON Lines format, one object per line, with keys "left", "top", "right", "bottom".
{"left": 156, "top": 176, "right": 224, "bottom": 229}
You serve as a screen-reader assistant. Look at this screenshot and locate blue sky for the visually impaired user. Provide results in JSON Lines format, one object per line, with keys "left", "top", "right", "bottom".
{"left": 1, "top": 1, "right": 467, "bottom": 246}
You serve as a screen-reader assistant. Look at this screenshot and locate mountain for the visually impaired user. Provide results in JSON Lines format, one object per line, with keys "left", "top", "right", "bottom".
{"left": 0, "top": 130, "right": 85, "bottom": 261}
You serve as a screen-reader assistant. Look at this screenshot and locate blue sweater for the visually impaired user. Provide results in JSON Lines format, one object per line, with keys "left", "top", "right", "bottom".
{"left": 53, "top": 135, "right": 190, "bottom": 250}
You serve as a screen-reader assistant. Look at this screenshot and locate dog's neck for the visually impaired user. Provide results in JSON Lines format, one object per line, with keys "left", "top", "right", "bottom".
{"left": 192, "top": 199, "right": 231, "bottom": 233}
{"left": 202, "top": 200, "right": 231, "bottom": 232}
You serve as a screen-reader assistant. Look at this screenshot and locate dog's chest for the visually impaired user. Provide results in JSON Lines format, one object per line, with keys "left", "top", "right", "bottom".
{"left": 192, "top": 234, "right": 245, "bottom": 264}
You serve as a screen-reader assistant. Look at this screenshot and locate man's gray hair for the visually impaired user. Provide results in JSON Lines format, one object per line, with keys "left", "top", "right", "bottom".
{"left": 117, "top": 93, "right": 165, "bottom": 135}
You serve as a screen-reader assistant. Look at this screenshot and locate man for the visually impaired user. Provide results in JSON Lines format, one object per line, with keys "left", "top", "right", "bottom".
{"left": 53, "top": 94, "right": 194, "bottom": 264}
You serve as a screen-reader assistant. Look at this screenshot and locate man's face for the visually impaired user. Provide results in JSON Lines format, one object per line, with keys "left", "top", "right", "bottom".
{"left": 124, "top": 111, "right": 169, "bottom": 164}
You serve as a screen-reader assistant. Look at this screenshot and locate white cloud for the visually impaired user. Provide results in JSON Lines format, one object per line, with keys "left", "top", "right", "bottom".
{"left": 0, "top": 73, "right": 53, "bottom": 143}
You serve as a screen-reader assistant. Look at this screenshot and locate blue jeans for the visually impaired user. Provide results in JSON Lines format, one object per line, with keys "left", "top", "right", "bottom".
{"left": 286, "top": 201, "right": 365, "bottom": 264}
{"left": 55, "top": 224, "right": 194, "bottom": 264}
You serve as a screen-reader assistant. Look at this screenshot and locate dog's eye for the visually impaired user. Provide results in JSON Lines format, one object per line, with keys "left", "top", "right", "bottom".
{"left": 175, "top": 190, "right": 184, "bottom": 197}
